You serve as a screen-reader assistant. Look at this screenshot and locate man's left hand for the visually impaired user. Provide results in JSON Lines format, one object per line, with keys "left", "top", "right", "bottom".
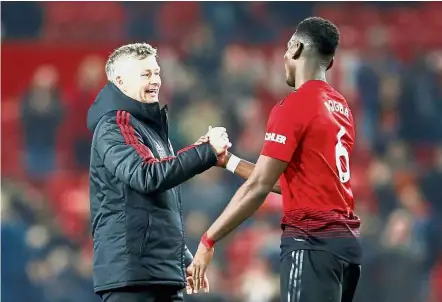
{"left": 191, "top": 243, "right": 215, "bottom": 293}
{"left": 186, "top": 263, "right": 210, "bottom": 294}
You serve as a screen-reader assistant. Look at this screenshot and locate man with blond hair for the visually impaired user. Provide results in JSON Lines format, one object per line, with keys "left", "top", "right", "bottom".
{"left": 87, "top": 43, "right": 230, "bottom": 302}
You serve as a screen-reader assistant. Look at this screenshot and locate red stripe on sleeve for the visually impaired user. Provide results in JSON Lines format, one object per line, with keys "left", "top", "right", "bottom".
{"left": 116, "top": 110, "right": 157, "bottom": 163}
{"left": 125, "top": 112, "right": 159, "bottom": 163}
{"left": 177, "top": 145, "right": 196, "bottom": 155}
{"left": 117, "top": 110, "right": 131, "bottom": 145}
{"left": 124, "top": 111, "right": 148, "bottom": 160}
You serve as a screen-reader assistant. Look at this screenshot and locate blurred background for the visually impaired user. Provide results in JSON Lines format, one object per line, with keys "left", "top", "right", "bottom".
{"left": 1, "top": 1, "right": 442, "bottom": 302}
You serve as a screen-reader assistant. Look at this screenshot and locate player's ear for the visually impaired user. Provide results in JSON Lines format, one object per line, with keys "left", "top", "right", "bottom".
{"left": 326, "top": 58, "right": 334, "bottom": 71}
{"left": 293, "top": 42, "right": 303, "bottom": 60}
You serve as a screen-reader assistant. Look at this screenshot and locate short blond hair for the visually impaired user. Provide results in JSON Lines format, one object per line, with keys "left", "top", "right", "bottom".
{"left": 105, "top": 43, "right": 157, "bottom": 82}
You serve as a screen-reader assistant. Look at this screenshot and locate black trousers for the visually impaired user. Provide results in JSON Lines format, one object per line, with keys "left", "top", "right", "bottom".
{"left": 280, "top": 250, "right": 361, "bottom": 302}
{"left": 100, "top": 285, "right": 184, "bottom": 302}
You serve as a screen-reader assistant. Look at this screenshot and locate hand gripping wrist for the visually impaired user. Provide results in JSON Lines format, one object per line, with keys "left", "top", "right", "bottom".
{"left": 201, "top": 232, "right": 216, "bottom": 249}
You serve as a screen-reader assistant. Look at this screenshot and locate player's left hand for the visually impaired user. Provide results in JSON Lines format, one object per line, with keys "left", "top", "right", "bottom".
{"left": 191, "top": 243, "right": 214, "bottom": 293}
{"left": 186, "top": 263, "right": 210, "bottom": 294}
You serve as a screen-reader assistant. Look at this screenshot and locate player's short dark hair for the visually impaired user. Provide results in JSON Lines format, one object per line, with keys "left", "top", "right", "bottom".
{"left": 295, "top": 17, "right": 340, "bottom": 57}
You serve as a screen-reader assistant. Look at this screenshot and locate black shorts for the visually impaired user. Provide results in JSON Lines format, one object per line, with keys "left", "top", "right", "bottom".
{"left": 280, "top": 250, "right": 361, "bottom": 302}
{"left": 100, "top": 285, "right": 184, "bottom": 302}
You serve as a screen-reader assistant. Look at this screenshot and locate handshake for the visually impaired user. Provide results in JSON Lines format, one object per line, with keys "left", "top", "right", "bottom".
{"left": 194, "top": 126, "right": 232, "bottom": 161}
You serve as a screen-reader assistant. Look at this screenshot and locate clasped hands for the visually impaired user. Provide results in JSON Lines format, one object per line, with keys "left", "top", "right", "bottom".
{"left": 194, "top": 126, "right": 231, "bottom": 160}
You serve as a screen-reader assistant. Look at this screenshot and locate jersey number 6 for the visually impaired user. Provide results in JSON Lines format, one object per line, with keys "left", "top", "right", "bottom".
{"left": 335, "top": 126, "right": 350, "bottom": 183}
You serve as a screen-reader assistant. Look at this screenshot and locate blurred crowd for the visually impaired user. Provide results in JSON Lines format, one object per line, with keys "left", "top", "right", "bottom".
{"left": 2, "top": 2, "right": 442, "bottom": 302}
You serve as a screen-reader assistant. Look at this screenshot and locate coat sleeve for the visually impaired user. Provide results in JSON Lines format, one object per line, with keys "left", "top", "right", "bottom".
{"left": 95, "top": 111, "right": 218, "bottom": 194}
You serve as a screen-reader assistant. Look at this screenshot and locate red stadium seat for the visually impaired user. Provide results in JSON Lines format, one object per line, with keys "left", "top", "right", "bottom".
{"left": 420, "top": 7, "right": 442, "bottom": 38}
{"left": 157, "top": 2, "right": 201, "bottom": 42}
{"left": 348, "top": 5, "right": 383, "bottom": 29}
{"left": 387, "top": 7, "right": 421, "bottom": 27}
{"left": 43, "top": 2, "right": 124, "bottom": 42}
{"left": 1, "top": 98, "right": 25, "bottom": 179}
{"left": 315, "top": 4, "right": 355, "bottom": 26}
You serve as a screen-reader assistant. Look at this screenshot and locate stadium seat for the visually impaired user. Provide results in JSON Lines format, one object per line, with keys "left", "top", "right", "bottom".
{"left": 43, "top": 2, "right": 124, "bottom": 42}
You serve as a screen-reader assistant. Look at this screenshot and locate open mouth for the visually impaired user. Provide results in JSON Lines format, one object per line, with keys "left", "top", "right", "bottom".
{"left": 146, "top": 89, "right": 158, "bottom": 98}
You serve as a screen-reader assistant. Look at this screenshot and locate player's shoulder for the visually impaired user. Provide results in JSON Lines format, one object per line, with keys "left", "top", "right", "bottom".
{"left": 276, "top": 92, "right": 297, "bottom": 107}
{"left": 283, "top": 80, "right": 328, "bottom": 101}
{"left": 298, "top": 80, "right": 350, "bottom": 111}
{"left": 297, "top": 80, "right": 334, "bottom": 98}
{"left": 277, "top": 81, "right": 327, "bottom": 111}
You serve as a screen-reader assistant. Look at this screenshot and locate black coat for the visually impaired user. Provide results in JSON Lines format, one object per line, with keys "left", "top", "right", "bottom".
{"left": 87, "top": 83, "right": 217, "bottom": 293}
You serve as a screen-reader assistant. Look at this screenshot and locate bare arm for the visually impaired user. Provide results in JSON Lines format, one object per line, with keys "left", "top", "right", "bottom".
{"left": 192, "top": 155, "right": 287, "bottom": 291}
{"left": 208, "top": 155, "right": 287, "bottom": 241}
{"left": 220, "top": 152, "right": 282, "bottom": 194}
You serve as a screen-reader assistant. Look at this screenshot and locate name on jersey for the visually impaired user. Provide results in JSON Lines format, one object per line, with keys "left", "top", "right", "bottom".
{"left": 324, "top": 100, "right": 349, "bottom": 118}
{"left": 265, "top": 132, "right": 286, "bottom": 144}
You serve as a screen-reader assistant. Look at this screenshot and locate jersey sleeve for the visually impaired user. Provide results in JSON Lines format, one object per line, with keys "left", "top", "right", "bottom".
{"left": 260, "top": 95, "right": 311, "bottom": 162}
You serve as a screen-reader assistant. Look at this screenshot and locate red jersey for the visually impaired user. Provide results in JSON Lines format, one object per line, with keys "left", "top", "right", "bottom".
{"left": 260, "top": 80, "right": 362, "bottom": 263}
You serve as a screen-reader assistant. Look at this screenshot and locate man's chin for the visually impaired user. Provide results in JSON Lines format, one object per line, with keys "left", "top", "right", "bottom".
{"left": 141, "top": 95, "right": 159, "bottom": 103}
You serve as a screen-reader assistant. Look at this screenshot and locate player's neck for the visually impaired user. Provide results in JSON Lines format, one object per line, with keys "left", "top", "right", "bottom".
{"left": 294, "top": 64, "right": 327, "bottom": 89}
